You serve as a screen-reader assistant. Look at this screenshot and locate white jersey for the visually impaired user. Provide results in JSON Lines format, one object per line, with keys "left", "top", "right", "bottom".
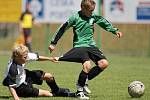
{"left": 3, "top": 53, "right": 39, "bottom": 87}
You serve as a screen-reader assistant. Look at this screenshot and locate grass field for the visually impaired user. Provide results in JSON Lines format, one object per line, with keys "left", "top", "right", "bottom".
{"left": 0, "top": 55, "right": 150, "bottom": 100}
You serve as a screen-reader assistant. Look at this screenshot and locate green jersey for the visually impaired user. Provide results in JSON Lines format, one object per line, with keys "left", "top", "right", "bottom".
{"left": 51, "top": 11, "right": 118, "bottom": 47}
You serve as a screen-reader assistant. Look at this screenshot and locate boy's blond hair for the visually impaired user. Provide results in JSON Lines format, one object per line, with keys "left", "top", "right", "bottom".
{"left": 12, "top": 44, "right": 29, "bottom": 59}
{"left": 81, "top": 0, "right": 95, "bottom": 9}
{"left": 81, "top": 0, "right": 89, "bottom": 7}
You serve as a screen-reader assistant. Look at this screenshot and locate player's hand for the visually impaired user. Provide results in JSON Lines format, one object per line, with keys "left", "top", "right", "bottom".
{"left": 14, "top": 98, "right": 22, "bottom": 100}
{"left": 116, "top": 31, "right": 123, "bottom": 38}
{"left": 49, "top": 57, "right": 59, "bottom": 62}
{"left": 48, "top": 45, "right": 55, "bottom": 53}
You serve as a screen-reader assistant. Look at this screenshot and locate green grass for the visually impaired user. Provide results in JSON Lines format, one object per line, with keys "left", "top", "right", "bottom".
{"left": 0, "top": 55, "right": 150, "bottom": 100}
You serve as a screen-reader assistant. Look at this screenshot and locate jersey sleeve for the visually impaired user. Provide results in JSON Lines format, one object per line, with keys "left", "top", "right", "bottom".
{"left": 3, "top": 65, "right": 17, "bottom": 87}
{"left": 27, "top": 52, "right": 39, "bottom": 61}
{"left": 20, "top": 12, "right": 25, "bottom": 21}
{"left": 95, "top": 15, "right": 118, "bottom": 34}
{"left": 67, "top": 13, "right": 76, "bottom": 27}
{"left": 50, "top": 14, "right": 76, "bottom": 45}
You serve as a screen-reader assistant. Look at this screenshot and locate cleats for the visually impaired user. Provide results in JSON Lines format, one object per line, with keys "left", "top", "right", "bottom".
{"left": 76, "top": 91, "right": 89, "bottom": 100}
{"left": 83, "top": 85, "right": 91, "bottom": 94}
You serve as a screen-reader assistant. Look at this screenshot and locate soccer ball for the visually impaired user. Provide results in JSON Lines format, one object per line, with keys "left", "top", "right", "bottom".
{"left": 128, "top": 81, "right": 145, "bottom": 98}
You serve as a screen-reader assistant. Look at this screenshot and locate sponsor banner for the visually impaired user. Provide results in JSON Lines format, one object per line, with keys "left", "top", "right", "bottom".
{"left": 0, "top": 0, "right": 21, "bottom": 22}
{"left": 24, "top": 0, "right": 99, "bottom": 23}
{"left": 104, "top": 0, "right": 150, "bottom": 23}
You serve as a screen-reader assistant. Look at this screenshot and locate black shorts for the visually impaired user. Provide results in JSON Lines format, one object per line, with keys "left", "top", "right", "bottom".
{"left": 15, "top": 69, "right": 44, "bottom": 97}
{"left": 59, "top": 47, "right": 106, "bottom": 65}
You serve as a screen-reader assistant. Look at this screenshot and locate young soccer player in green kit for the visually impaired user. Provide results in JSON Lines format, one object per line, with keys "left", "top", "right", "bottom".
{"left": 48, "top": 0, "right": 123, "bottom": 99}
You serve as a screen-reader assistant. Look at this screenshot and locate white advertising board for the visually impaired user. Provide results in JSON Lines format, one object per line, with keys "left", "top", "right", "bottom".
{"left": 104, "top": 0, "right": 150, "bottom": 23}
{"left": 24, "top": 0, "right": 99, "bottom": 23}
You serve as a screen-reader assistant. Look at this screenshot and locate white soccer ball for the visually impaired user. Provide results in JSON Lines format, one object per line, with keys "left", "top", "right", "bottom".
{"left": 128, "top": 81, "right": 145, "bottom": 98}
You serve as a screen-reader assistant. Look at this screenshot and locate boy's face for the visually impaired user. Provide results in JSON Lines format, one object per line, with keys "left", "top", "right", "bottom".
{"left": 81, "top": 0, "right": 96, "bottom": 17}
{"left": 15, "top": 52, "right": 28, "bottom": 64}
{"left": 12, "top": 45, "right": 29, "bottom": 65}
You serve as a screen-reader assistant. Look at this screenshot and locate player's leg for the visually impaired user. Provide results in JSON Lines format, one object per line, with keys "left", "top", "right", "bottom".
{"left": 26, "top": 70, "right": 69, "bottom": 97}
{"left": 58, "top": 47, "right": 90, "bottom": 99}
{"left": 42, "top": 72, "right": 60, "bottom": 93}
{"left": 16, "top": 83, "right": 53, "bottom": 97}
{"left": 42, "top": 72, "right": 74, "bottom": 97}
{"left": 38, "top": 89, "right": 53, "bottom": 96}
{"left": 15, "top": 70, "right": 49, "bottom": 97}
{"left": 81, "top": 47, "right": 108, "bottom": 94}
{"left": 77, "top": 61, "right": 91, "bottom": 90}
{"left": 76, "top": 61, "right": 91, "bottom": 99}
{"left": 88, "top": 47, "right": 108, "bottom": 80}
{"left": 23, "top": 28, "right": 32, "bottom": 52}
{"left": 88, "top": 59, "right": 108, "bottom": 80}
{"left": 83, "top": 59, "right": 108, "bottom": 95}
{"left": 59, "top": 47, "right": 87, "bottom": 63}
{"left": 83, "top": 78, "right": 91, "bottom": 94}
{"left": 26, "top": 35, "right": 32, "bottom": 52}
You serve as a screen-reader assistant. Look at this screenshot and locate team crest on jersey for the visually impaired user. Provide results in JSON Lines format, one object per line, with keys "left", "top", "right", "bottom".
{"left": 89, "top": 18, "right": 94, "bottom": 25}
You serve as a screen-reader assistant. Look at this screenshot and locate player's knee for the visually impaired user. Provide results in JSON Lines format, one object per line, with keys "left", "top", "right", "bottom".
{"left": 43, "top": 73, "right": 54, "bottom": 81}
{"left": 97, "top": 59, "right": 109, "bottom": 70}
{"left": 83, "top": 61, "right": 91, "bottom": 73}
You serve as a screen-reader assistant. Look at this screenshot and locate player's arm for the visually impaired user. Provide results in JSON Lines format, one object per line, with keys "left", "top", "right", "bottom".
{"left": 48, "top": 22, "right": 69, "bottom": 52}
{"left": 49, "top": 14, "right": 76, "bottom": 52}
{"left": 38, "top": 55, "right": 52, "bottom": 61}
{"left": 19, "top": 12, "right": 24, "bottom": 22}
{"left": 27, "top": 53, "right": 58, "bottom": 62}
{"left": 9, "top": 86, "right": 20, "bottom": 100}
{"left": 19, "top": 12, "right": 25, "bottom": 32}
{"left": 3, "top": 66, "right": 19, "bottom": 100}
{"left": 95, "top": 16, "right": 123, "bottom": 38}
{"left": 32, "top": 14, "right": 40, "bottom": 27}
{"left": 38, "top": 56, "right": 59, "bottom": 62}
